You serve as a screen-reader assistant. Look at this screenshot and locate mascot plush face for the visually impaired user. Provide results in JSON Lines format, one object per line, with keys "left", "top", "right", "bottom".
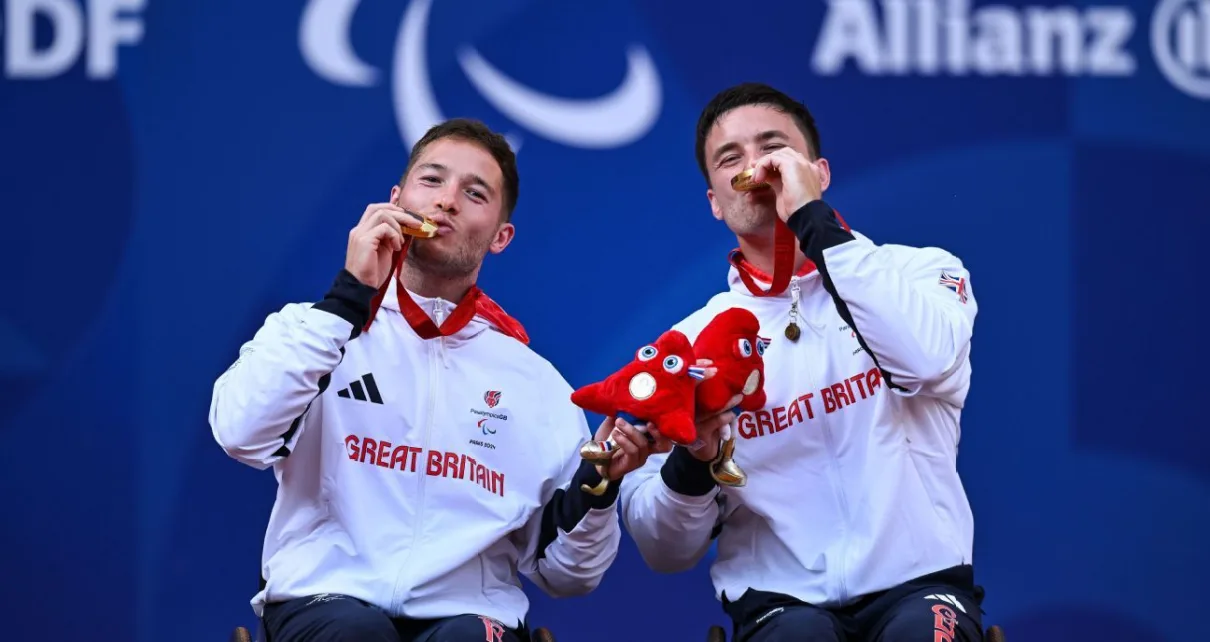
{"left": 692, "top": 307, "right": 769, "bottom": 413}
{"left": 570, "top": 330, "right": 703, "bottom": 445}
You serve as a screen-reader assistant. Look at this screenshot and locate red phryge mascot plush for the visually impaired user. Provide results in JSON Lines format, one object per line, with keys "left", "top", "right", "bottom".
{"left": 691, "top": 307, "right": 769, "bottom": 487}
{"left": 571, "top": 329, "right": 706, "bottom": 468}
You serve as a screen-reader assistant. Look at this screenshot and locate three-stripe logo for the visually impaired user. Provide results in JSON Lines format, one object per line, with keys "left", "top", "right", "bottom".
{"left": 923, "top": 593, "right": 967, "bottom": 614}
{"left": 336, "top": 373, "right": 383, "bottom": 404}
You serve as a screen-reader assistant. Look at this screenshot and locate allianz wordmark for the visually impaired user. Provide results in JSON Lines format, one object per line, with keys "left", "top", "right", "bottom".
{"left": 811, "top": 0, "right": 1210, "bottom": 100}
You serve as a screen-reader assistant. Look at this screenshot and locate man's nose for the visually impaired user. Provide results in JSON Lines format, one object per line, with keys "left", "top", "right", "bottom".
{"left": 743, "top": 146, "right": 762, "bottom": 167}
{"left": 434, "top": 188, "right": 457, "bottom": 214}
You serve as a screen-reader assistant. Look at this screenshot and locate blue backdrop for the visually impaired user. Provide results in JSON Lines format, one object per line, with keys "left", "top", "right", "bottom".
{"left": 3, "top": 0, "right": 1209, "bottom": 640}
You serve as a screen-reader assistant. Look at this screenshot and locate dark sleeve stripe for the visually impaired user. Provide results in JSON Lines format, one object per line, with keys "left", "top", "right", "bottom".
{"left": 534, "top": 460, "right": 620, "bottom": 561}
{"left": 271, "top": 353, "right": 341, "bottom": 458}
{"left": 274, "top": 269, "right": 369, "bottom": 459}
{"left": 786, "top": 200, "right": 906, "bottom": 392}
{"left": 660, "top": 446, "right": 717, "bottom": 496}
{"left": 312, "top": 269, "right": 380, "bottom": 339}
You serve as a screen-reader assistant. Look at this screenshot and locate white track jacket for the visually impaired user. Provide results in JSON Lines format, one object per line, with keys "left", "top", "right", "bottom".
{"left": 621, "top": 200, "right": 979, "bottom": 609}
{"left": 210, "top": 271, "right": 621, "bottom": 626}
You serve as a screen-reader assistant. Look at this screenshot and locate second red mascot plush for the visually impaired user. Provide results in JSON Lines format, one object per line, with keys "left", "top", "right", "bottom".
{"left": 691, "top": 307, "right": 769, "bottom": 487}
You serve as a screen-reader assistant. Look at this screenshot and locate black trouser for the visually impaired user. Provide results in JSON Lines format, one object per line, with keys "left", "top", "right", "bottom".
{"left": 262, "top": 594, "right": 528, "bottom": 642}
{"left": 723, "top": 565, "right": 985, "bottom": 642}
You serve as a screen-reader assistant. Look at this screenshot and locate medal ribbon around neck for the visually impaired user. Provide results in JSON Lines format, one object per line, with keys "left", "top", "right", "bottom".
{"left": 733, "top": 220, "right": 797, "bottom": 297}
{"left": 363, "top": 237, "right": 482, "bottom": 339}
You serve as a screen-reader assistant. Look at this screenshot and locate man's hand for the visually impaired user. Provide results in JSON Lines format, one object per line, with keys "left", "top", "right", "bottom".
{"left": 749, "top": 148, "right": 824, "bottom": 222}
{"left": 596, "top": 417, "right": 672, "bottom": 481}
{"left": 686, "top": 394, "right": 742, "bottom": 462}
{"left": 345, "top": 203, "right": 427, "bottom": 287}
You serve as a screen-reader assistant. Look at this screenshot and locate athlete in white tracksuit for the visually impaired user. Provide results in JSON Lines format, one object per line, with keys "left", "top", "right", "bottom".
{"left": 620, "top": 84, "right": 987, "bottom": 642}
{"left": 210, "top": 119, "right": 658, "bottom": 642}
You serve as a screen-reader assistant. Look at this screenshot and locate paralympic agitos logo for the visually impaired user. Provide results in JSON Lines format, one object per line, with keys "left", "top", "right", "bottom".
{"left": 298, "top": 0, "right": 665, "bottom": 150}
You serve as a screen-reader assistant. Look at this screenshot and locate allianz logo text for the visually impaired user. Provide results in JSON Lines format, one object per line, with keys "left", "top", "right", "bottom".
{"left": 811, "top": 0, "right": 1210, "bottom": 100}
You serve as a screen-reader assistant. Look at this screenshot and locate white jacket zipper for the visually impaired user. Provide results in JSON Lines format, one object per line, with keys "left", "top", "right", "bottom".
{"left": 392, "top": 299, "right": 444, "bottom": 612}
{"left": 796, "top": 275, "right": 851, "bottom": 603}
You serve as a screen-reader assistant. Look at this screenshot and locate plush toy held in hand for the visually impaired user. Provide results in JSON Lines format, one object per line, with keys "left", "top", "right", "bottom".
{"left": 571, "top": 329, "right": 706, "bottom": 463}
{"left": 691, "top": 307, "right": 769, "bottom": 487}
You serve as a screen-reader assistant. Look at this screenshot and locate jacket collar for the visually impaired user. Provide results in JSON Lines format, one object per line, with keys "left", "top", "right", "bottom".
{"left": 370, "top": 268, "right": 530, "bottom": 344}
{"left": 726, "top": 228, "right": 869, "bottom": 298}
{"left": 727, "top": 250, "right": 818, "bottom": 298}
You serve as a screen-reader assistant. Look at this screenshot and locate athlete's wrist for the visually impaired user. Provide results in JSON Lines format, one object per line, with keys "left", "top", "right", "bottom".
{"left": 313, "top": 269, "right": 380, "bottom": 338}
{"left": 661, "top": 446, "right": 718, "bottom": 496}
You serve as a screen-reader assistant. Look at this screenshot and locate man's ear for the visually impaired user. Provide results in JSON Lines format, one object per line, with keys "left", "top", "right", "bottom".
{"left": 815, "top": 158, "right": 832, "bottom": 193}
{"left": 390, "top": 184, "right": 402, "bottom": 203}
{"left": 707, "top": 189, "right": 723, "bottom": 221}
{"left": 489, "top": 222, "right": 515, "bottom": 254}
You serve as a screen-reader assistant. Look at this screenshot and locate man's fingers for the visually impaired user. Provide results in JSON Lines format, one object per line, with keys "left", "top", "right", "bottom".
{"left": 594, "top": 416, "right": 618, "bottom": 441}
{"left": 751, "top": 154, "right": 781, "bottom": 184}
{"left": 771, "top": 146, "right": 807, "bottom": 163}
{"left": 369, "top": 208, "right": 424, "bottom": 232}
{"left": 707, "top": 397, "right": 742, "bottom": 419}
{"left": 699, "top": 399, "right": 740, "bottom": 424}
{"left": 698, "top": 410, "right": 736, "bottom": 435}
{"left": 647, "top": 427, "right": 674, "bottom": 454}
{"left": 368, "top": 222, "right": 404, "bottom": 252}
{"left": 752, "top": 148, "right": 809, "bottom": 184}
{"left": 359, "top": 204, "right": 426, "bottom": 232}
{"left": 359, "top": 202, "right": 400, "bottom": 225}
{"left": 394, "top": 208, "right": 428, "bottom": 230}
{"left": 612, "top": 428, "right": 643, "bottom": 457}
{"left": 614, "top": 420, "right": 650, "bottom": 450}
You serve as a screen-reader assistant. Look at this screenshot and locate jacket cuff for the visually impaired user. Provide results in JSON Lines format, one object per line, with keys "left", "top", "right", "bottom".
{"left": 785, "top": 200, "right": 855, "bottom": 261}
{"left": 660, "top": 446, "right": 717, "bottom": 497}
{"left": 312, "top": 269, "right": 379, "bottom": 338}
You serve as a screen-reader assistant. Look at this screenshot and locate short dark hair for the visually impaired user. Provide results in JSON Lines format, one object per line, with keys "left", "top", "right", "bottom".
{"left": 402, "top": 118, "right": 519, "bottom": 221}
{"left": 694, "top": 82, "right": 822, "bottom": 185}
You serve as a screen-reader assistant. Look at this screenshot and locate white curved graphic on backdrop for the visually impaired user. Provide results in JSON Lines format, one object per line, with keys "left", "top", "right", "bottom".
{"left": 299, "top": 0, "right": 379, "bottom": 87}
{"left": 394, "top": 0, "right": 446, "bottom": 149}
{"left": 457, "top": 45, "right": 662, "bottom": 149}
{"left": 391, "top": 0, "right": 661, "bottom": 150}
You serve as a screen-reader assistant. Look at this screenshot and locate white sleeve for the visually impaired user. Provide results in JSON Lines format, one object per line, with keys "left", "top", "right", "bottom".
{"left": 788, "top": 201, "right": 979, "bottom": 402}
{"left": 514, "top": 377, "right": 622, "bottom": 597}
{"left": 208, "top": 270, "right": 377, "bottom": 469}
{"left": 619, "top": 447, "right": 721, "bottom": 574}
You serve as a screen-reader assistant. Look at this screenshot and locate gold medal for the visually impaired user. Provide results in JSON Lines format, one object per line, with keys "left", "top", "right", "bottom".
{"left": 731, "top": 168, "right": 772, "bottom": 192}
{"left": 784, "top": 323, "right": 801, "bottom": 341}
{"left": 400, "top": 209, "right": 439, "bottom": 239}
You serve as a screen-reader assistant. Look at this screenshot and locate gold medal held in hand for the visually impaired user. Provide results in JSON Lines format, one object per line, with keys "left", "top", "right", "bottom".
{"left": 400, "top": 209, "right": 439, "bottom": 239}
{"left": 731, "top": 168, "right": 772, "bottom": 192}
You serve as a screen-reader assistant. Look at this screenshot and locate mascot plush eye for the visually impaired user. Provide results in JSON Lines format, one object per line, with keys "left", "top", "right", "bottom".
{"left": 637, "top": 345, "right": 658, "bottom": 361}
{"left": 736, "top": 338, "right": 753, "bottom": 358}
{"left": 663, "top": 355, "right": 684, "bottom": 374}
{"left": 756, "top": 339, "right": 768, "bottom": 356}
